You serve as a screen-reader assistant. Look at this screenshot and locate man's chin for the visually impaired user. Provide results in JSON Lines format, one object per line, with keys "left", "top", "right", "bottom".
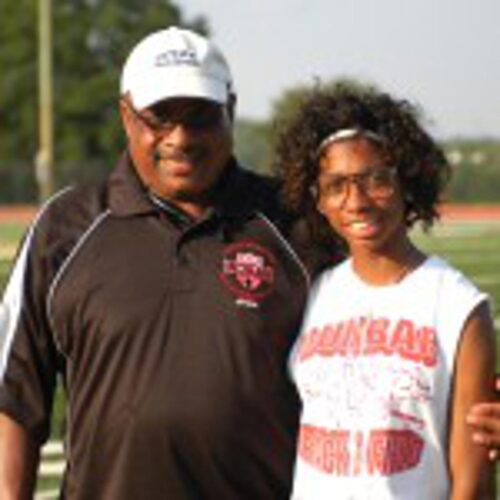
{"left": 151, "top": 178, "right": 206, "bottom": 202}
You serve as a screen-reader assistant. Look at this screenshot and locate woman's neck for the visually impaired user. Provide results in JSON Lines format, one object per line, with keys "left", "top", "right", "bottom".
{"left": 351, "top": 240, "right": 426, "bottom": 286}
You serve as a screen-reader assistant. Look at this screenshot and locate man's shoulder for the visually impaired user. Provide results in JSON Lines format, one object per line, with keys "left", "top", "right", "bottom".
{"left": 32, "top": 180, "right": 110, "bottom": 250}
{"left": 43, "top": 180, "right": 108, "bottom": 222}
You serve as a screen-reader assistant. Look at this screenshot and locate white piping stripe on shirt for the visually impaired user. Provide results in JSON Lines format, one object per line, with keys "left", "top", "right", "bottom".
{"left": 256, "top": 212, "right": 311, "bottom": 289}
{"left": 46, "top": 209, "right": 111, "bottom": 350}
{"left": 0, "top": 229, "right": 34, "bottom": 380}
{"left": 0, "top": 187, "right": 74, "bottom": 381}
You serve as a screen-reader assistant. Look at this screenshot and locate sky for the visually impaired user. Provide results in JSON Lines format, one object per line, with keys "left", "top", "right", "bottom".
{"left": 179, "top": 0, "right": 500, "bottom": 139}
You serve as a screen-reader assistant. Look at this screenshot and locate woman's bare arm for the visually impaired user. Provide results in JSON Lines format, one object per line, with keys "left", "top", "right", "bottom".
{"left": 449, "top": 301, "right": 496, "bottom": 500}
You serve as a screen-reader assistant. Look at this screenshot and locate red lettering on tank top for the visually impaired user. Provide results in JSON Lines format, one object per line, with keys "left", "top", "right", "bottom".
{"left": 364, "top": 317, "right": 392, "bottom": 356}
{"left": 419, "top": 326, "right": 438, "bottom": 367}
{"left": 342, "top": 317, "right": 366, "bottom": 356}
{"left": 318, "top": 322, "right": 345, "bottom": 358}
{"left": 390, "top": 319, "right": 421, "bottom": 363}
{"left": 296, "top": 316, "right": 438, "bottom": 368}
{"left": 297, "top": 425, "right": 424, "bottom": 476}
{"left": 298, "top": 424, "right": 350, "bottom": 474}
{"left": 297, "top": 327, "right": 320, "bottom": 362}
{"left": 366, "top": 429, "right": 424, "bottom": 475}
{"left": 352, "top": 430, "right": 364, "bottom": 476}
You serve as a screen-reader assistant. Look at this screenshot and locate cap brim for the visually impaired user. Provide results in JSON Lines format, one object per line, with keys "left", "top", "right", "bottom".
{"left": 129, "top": 70, "right": 229, "bottom": 110}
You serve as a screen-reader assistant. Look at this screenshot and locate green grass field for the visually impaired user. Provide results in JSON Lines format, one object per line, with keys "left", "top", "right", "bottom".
{"left": 0, "top": 222, "right": 26, "bottom": 287}
{"left": 412, "top": 220, "right": 500, "bottom": 325}
{"left": 1, "top": 217, "right": 499, "bottom": 498}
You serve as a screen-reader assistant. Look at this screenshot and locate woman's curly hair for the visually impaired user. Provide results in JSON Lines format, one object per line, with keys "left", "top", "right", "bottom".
{"left": 274, "top": 83, "right": 451, "bottom": 251}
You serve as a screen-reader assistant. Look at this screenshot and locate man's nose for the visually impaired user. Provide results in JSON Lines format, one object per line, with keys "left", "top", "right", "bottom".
{"left": 158, "top": 122, "right": 193, "bottom": 148}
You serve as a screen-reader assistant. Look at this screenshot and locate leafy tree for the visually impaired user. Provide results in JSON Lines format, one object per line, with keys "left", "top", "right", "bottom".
{"left": 0, "top": 0, "right": 208, "bottom": 201}
{"left": 232, "top": 78, "right": 385, "bottom": 177}
{"left": 444, "top": 139, "right": 500, "bottom": 202}
{"left": 234, "top": 118, "right": 272, "bottom": 175}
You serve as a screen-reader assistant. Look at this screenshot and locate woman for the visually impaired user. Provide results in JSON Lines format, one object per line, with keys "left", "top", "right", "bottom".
{"left": 276, "top": 86, "right": 496, "bottom": 499}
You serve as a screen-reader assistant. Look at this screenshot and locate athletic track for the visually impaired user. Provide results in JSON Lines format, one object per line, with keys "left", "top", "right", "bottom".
{"left": 2, "top": 204, "right": 500, "bottom": 224}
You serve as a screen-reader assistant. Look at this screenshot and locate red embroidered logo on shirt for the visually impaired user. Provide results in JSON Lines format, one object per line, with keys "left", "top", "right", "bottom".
{"left": 219, "top": 241, "right": 275, "bottom": 306}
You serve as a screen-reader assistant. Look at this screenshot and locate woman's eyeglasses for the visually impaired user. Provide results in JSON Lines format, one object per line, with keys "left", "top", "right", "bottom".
{"left": 316, "top": 167, "right": 398, "bottom": 207}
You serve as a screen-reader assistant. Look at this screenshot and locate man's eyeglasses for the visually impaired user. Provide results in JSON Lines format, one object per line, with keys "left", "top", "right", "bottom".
{"left": 125, "top": 98, "right": 227, "bottom": 135}
{"left": 316, "top": 167, "right": 398, "bottom": 207}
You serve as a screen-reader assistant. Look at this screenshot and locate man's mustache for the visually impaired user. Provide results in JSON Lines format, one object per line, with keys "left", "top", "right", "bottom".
{"left": 153, "top": 147, "right": 206, "bottom": 164}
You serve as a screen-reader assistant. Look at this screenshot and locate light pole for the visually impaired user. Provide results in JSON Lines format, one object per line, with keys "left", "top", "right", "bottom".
{"left": 36, "top": 0, "right": 54, "bottom": 202}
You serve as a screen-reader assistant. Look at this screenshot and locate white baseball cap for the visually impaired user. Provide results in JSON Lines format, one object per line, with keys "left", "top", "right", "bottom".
{"left": 120, "top": 27, "right": 234, "bottom": 110}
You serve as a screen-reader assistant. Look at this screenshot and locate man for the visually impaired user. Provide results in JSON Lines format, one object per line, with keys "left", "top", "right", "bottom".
{"left": 0, "top": 27, "right": 315, "bottom": 499}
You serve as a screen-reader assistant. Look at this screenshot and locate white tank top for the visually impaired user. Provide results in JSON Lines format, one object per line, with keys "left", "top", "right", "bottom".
{"left": 289, "top": 256, "right": 487, "bottom": 500}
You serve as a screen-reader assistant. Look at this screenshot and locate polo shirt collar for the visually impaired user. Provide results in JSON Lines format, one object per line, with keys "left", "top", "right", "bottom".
{"left": 107, "top": 152, "right": 156, "bottom": 217}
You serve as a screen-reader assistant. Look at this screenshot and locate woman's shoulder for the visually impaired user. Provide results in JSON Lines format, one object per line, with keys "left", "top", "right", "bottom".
{"left": 422, "top": 255, "right": 487, "bottom": 304}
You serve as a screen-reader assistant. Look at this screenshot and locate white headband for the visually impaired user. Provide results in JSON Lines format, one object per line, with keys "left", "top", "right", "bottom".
{"left": 317, "top": 128, "right": 384, "bottom": 156}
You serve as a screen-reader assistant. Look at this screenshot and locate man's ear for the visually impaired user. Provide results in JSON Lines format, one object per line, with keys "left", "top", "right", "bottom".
{"left": 119, "top": 95, "right": 134, "bottom": 139}
{"left": 226, "top": 93, "right": 237, "bottom": 122}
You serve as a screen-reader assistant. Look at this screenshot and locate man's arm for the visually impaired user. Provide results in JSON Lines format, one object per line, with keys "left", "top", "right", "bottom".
{"left": 467, "top": 377, "right": 500, "bottom": 459}
{"left": 0, "top": 413, "right": 40, "bottom": 500}
{"left": 449, "top": 301, "right": 496, "bottom": 500}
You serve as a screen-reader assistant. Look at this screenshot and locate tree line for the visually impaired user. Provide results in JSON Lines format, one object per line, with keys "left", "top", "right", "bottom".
{"left": 0, "top": 0, "right": 207, "bottom": 202}
{"left": 1, "top": 1, "right": 498, "bottom": 204}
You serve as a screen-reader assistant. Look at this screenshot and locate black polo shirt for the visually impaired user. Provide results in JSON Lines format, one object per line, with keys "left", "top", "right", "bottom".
{"left": 0, "top": 156, "right": 315, "bottom": 499}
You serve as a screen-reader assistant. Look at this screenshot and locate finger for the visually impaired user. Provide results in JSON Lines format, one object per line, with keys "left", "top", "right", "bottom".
{"left": 470, "top": 426, "right": 500, "bottom": 448}
{"left": 467, "top": 412, "right": 500, "bottom": 448}
{"left": 467, "top": 413, "right": 500, "bottom": 432}
{"left": 468, "top": 403, "right": 500, "bottom": 419}
{"left": 471, "top": 431, "right": 495, "bottom": 448}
